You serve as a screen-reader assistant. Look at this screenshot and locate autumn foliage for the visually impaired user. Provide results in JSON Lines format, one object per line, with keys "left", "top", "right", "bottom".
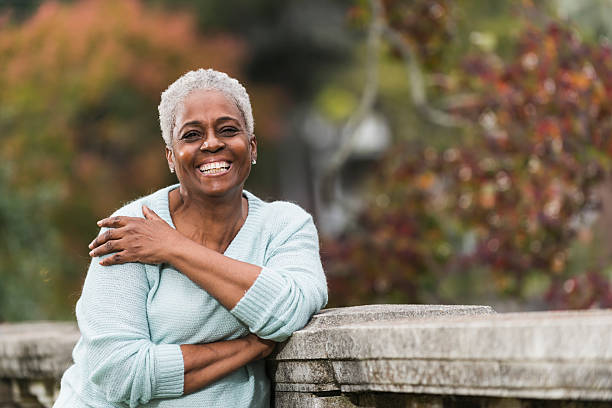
{"left": 324, "top": 5, "right": 612, "bottom": 309}
{"left": 0, "top": 0, "right": 245, "bottom": 320}
{"left": 3, "top": 0, "right": 612, "bottom": 319}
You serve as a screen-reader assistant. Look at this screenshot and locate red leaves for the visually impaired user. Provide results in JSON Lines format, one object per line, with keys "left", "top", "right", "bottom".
{"left": 547, "top": 271, "right": 612, "bottom": 309}
{"left": 324, "top": 19, "right": 612, "bottom": 308}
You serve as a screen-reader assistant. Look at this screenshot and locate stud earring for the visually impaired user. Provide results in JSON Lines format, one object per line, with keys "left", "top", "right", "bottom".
{"left": 251, "top": 159, "right": 257, "bottom": 165}
{"left": 170, "top": 167, "right": 175, "bottom": 173}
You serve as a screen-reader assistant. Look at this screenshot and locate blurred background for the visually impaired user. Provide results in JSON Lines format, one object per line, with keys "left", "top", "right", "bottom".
{"left": 2, "top": 0, "right": 612, "bottom": 321}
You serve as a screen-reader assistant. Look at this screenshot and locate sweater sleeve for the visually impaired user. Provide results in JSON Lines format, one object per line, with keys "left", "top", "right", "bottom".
{"left": 75, "top": 209, "right": 184, "bottom": 407}
{"left": 230, "top": 207, "right": 328, "bottom": 342}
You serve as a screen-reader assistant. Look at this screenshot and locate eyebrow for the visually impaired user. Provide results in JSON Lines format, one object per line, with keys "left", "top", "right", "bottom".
{"left": 215, "top": 116, "right": 242, "bottom": 125}
{"left": 178, "top": 117, "right": 242, "bottom": 133}
{"left": 179, "top": 121, "right": 203, "bottom": 133}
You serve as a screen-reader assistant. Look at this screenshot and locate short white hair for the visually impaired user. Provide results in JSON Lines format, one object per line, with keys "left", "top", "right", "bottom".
{"left": 158, "top": 68, "right": 254, "bottom": 146}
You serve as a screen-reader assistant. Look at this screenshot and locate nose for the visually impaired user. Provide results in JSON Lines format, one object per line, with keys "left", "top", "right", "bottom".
{"left": 200, "top": 129, "right": 224, "bottom": 152}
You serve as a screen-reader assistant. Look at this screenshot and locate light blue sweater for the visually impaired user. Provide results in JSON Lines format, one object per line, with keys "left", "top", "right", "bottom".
{"left": 55, "top": 185, "right": 328, "bottom": 408}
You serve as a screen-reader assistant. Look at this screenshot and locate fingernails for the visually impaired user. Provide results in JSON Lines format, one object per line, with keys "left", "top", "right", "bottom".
{"left": 96, "top": 220, "right": 102, "bottom": 226}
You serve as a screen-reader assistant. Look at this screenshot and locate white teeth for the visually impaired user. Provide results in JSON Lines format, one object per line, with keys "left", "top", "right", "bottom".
{"left": 199, "top": 161, "right": 230, "bottom": 174}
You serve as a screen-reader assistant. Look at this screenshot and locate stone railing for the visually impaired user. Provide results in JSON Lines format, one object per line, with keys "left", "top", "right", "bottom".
{"left": 0, "top": 322, "right": 79, "bottom": 407}
{"left": 1, "top": 305, "right": 612, "bottom": 407}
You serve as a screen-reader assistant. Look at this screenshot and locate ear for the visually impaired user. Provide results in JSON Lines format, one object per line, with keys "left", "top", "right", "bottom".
{"left": 250, "top": 134, "right": 258, "bottom": 163}
{"left": 165, "top": 146, "right": 174, "bottom": 171}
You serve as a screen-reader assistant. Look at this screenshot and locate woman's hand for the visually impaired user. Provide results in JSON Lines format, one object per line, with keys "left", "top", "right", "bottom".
{"left": 181, "top": 334, "right": 276, "bottom": 394}
{"left": 245, "top": 334, "right": 276, "bottom": 360}
{"left": 88, "top": 205, "right": 182, "bottom": 266}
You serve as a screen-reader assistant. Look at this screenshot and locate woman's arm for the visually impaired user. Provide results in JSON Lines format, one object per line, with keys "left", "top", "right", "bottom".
{"left": 77, "top": 238, "right": 185, "bottom": 407}
{"left": 88, "top": 205, "right": 259, "bottom": 309}
{"left": 181, "top": 334, "right": 274, "bottom": 394}
{"left": 82, "top": 254, "right": 272, "bottom": 403}
{"left": 80, "top": 206, "right": 273, "bottom": 406}
{"left": 229, "top": 206, "right": 328, "bottom": 341}
{"left": 165, "top": 237, "right": 261, "bottom": 309}
{"left": 90, "top": 203, "right": 328, "bottom": 341}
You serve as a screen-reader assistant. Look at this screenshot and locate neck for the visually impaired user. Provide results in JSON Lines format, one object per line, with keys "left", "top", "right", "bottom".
{"left": 168, "top": 186, "right": 247, "bottom": 253}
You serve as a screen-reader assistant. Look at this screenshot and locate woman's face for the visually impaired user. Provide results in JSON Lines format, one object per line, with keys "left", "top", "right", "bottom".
{"left": 166, "top": 89, "right": 257, "bottom": 199}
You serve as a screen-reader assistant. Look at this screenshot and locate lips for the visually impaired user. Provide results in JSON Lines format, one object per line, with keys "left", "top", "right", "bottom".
{"left": 198, "top": 160, "right": 231, "bottom": 175}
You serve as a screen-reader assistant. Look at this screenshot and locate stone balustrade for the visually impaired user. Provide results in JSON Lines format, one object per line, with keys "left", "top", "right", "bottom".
{"left": 1, "top": 305, "right": 612, "bottom": 407}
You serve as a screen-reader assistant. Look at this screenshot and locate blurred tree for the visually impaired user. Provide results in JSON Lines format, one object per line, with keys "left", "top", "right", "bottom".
{"left": 323, "top": 0, "right": 612, "bottom": 310}
{"left": 141, "top": 0, "right": 356, "bottom": 213}
{"left": 0, "top": 0, "right": 356, "bottom": 321}
{"left": 6, "top": 0, "right": 612, "bottom": 318}
{"left": 0, "top": 0, "right": 245, "bottom": 320}
{"left": 146, "top": 0, "right": 353, "bottom": 99}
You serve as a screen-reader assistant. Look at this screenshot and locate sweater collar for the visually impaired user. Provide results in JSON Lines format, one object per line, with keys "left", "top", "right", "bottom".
{"left": 148, "top": 184, "right": 264, "bottom": 256}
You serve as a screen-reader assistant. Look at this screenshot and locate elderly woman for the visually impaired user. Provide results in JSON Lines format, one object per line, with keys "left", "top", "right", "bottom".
{"left": 54, "top": 69, "right": 328, "bottom": 407}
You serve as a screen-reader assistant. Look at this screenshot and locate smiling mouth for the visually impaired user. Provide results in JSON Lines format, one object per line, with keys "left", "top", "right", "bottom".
{"left": 199, "top": 161, "right": 231, "bottom": 175}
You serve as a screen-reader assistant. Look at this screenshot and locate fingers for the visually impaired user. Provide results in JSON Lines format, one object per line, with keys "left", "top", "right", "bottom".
{"left": 89, "top": 228, "right": 118, "bottom": 250}
{"left": 99, "top": 250, "right": 130, "bottom": 266}
{"left": 89, "top": 207, "right": 169, "bottom": 265}
{"left": 96, "top": 216, "right": 131, "bottom": 228}
{"left": 89, "top": 238, "right": 119, "bottom": 258}
{"left": 142, "top": 205, "right": 162, "bottom": 220}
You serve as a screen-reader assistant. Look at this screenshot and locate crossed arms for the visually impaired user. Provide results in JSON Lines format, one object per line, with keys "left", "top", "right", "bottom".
{"left": 79, "top": 202, "right": 327, "bottom": 406}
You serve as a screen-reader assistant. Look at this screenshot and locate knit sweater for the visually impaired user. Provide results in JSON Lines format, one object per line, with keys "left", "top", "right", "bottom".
{"left": 54, "top": 184, "right": 328, "bottom": 408}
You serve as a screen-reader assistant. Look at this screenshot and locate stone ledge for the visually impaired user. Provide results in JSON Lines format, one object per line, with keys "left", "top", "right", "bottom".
{"left": 274, "top": 304, "right": 495, "bottom": 360}
{"left": 2, "top": 305, "right": 612, "bottom": 407}
{"left": 303, "top": 304, "right": 495, "bottom": 329}
{"left": 273, "top": 392, "right": 612, "bottom": 408}
{"left": 0, "top": 322, "right": 79, "bottom": 379}
{"left": 270, "top": 307, "right": 612, "bottom": 402}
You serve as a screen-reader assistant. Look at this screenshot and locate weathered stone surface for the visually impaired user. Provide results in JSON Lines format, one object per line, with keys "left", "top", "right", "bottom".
{"left": 0, "top": 322, "right": 79, "bottom": 379}
{"left": 274, "top": 304, "right": 495, "bottom": 360}
{"left": 274, "top": 392, "right": 356, "bottom": 408}
{"left": 271, "top": 360, "right": 337, "bottom": 392}
{"left": 2, "top": 305, "right": 612, "bottom": 407}
{"left": 276, "top": 392, "right": 612, "bottom": 408}
{"left": 305, "top": 304, "right": 495, "bottom": 329}
{"left": 272, "top": 308, "right": 612, "bottom": 402}
{"left": 0, "top": 379, "right": 59, "bottom": 408}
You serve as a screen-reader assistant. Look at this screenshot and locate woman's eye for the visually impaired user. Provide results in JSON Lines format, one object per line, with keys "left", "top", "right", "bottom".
{"left": 220, "top": 127, "right": 238, "bottom": 136}
{"left": 182, "top": 131, "right": 201, "bottom": 141}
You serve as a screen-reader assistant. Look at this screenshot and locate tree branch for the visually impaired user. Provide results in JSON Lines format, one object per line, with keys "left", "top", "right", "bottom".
{"left": 320, "top": 0, "right": 384, "bottom": 202}
{"left": 381, "top": 25, "right": 471, "bottom": 128}
{"left": 324, "top": 0, "right": 383, "bottom": 178}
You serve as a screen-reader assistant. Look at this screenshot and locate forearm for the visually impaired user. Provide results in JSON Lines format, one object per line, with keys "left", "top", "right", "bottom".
{"left": 171, "top": 215, "right": 327, "bottom": 342}
{"left": 180, "top": 335, "right": 273, "bottom": 394}
{"left": 168, "top": 237, "right": 261, "bottom": 309}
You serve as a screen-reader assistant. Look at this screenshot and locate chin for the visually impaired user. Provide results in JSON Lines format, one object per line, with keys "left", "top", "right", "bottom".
{"left": 198, "top": 183, "right": 245, "bottom": 198}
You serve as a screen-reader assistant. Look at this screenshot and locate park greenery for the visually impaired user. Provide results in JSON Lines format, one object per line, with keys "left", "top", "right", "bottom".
{"left": 1, "top": 0, "right": 612, "bottom": 320}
